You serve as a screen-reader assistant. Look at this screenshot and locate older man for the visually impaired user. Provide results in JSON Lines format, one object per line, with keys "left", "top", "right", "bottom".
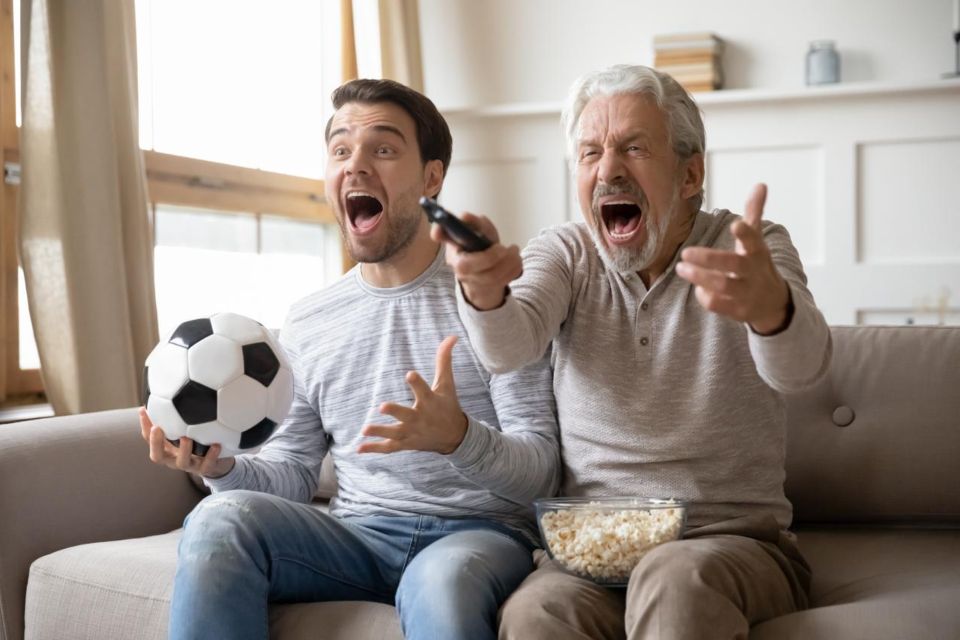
{"left": 142, "top": 79, "right": 559, "bottom": 640}
{"left": 436, "top": 65, "right": 832, "bottom": 639}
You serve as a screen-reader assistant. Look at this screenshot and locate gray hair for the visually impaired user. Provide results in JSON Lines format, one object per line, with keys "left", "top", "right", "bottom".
{"left": 562, "top": 64, "right": 705, "bottom": 210}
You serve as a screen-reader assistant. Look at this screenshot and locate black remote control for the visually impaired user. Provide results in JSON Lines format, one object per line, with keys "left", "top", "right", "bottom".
{"left": 420, "top": 197, "right": 493, "bottom": 252}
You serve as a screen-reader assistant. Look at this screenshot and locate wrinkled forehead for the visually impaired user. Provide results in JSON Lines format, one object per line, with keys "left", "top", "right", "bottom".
{"left": 326, "top": 101, "right": 417, "bottom": 143}
{"left": 576, "top": 93, "right": 669, "bottom": 145}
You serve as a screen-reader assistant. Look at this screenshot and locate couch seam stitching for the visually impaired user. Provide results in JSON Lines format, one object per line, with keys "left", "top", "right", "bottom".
{"left": 28, "top": 567, "right": 171, "bottom": 605}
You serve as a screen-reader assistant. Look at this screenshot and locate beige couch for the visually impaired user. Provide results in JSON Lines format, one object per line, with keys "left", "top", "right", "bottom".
{"left": 1, "top": 325, "right": 958, "bottom": 639}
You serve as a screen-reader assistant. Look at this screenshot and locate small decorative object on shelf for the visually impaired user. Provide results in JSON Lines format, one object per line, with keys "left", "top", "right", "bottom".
{"left": 946, "top": 0, "right": 960, "bottom": 78}
{"left": 806, "top": 40, "right": 840, "bottom": 85}
{"left": 652, "top": 32, "right": 724, "bottom": 92}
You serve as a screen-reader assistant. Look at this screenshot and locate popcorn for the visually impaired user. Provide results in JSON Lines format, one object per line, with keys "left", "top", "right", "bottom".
{"left": 539, "top": 502, "right": 685, "bottom": 583}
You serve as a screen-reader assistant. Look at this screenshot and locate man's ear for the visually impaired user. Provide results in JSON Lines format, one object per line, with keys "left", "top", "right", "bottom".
{"left": 680, "top": 153, "right": 705, "bottom": 201}
{"left": 423, "top": 159, "right": 444, "bottom": 198}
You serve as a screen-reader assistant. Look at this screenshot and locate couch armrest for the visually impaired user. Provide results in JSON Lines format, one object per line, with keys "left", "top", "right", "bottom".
{"left": 0, "top": 407, "right": 202, "bottom": 640}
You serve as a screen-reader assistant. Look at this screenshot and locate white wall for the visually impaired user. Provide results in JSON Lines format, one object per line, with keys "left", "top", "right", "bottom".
{"left": 420, "top": 0, "right": 957, "bottom": 107}
{"left": 418, "top": 0, "right": 960, "bottom": 326}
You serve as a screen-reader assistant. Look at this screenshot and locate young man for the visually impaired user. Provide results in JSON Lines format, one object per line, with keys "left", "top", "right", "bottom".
{"left": 141, "top": 79, "right": 559, "bottom": 640}
{"left": 437, "top": 64, "right": 832, "bottom": 640}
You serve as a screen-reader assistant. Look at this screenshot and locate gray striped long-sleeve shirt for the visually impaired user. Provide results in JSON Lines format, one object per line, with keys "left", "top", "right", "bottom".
{"left": 457, "top": 211, "right": 832, "bottom": 530}
{"left": 206, "top": 249, "right": 560, "bottom": 540}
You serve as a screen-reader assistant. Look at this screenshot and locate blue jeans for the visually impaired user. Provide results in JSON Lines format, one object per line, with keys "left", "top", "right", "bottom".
{"left": 169, "top": 490, "right": 535, "bottom": 640}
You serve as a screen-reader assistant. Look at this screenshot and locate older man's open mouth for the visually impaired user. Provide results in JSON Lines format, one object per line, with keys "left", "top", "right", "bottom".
{"left": 345, "top": 192, "right": 384, "bottom": 234}
{"left": 600, "top": 200, "right": 643, "bottom": 244}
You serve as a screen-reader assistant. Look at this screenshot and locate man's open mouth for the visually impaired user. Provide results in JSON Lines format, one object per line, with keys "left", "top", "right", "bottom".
{"left": 345, "top": 191, "right": 384, "bottom": 234}
{"left": 600, "top": 201, "right": 643, "bottom": 243}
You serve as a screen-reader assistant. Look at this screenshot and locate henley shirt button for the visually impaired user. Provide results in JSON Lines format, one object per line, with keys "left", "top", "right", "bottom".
{"left": 641, "top": 302, "right": 649, "bottom": 311}
{"left": 640, "top": 337, "right": 649, "bottom": 346}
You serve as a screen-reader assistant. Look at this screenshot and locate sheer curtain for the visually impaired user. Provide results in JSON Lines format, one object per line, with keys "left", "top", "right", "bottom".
{"left": 377, "top": 0, "right": 423, "bottom": 92}
{"left": 19, "top": 0, "right": 157, "bottom": 414}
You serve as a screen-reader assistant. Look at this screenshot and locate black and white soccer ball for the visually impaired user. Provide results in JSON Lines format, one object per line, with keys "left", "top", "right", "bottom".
{"left": 142, "top": 312, "right": 293, "bottom": 457}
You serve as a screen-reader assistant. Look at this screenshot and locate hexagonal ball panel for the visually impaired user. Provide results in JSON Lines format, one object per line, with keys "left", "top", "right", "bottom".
{"left": 172, "top": 380, "right": 218, "bottom": 425}
{"left": 146, "top": 395, "right": 189, "bottom": 439}
{"left": 243, "top": 342, "right": 280, "bottom": 387}
{"left": 262, "top": 329, "right": 289, "bottom": 367}
{"left": 187, "top": 334, "right": 244, "bottom": 390}
{"left": 218, "top": 376, "right": 268, "bottom": 431}
{"left": 266, "top": 366, "right": 294, "bottom": 424}
{"left": 239, "top": 418, "right": 276, "bottom": 450}
{"left": 145, "top": 342, "right": 190, "bottom": 399}
{"left": 187, "top": 420, "right": 242, "bottom": 456}
{"left": 169, "top": 317, "right": 214, "bottom": 348}
{"left": 210, "top": 312, "right": 267, "bottom": 345}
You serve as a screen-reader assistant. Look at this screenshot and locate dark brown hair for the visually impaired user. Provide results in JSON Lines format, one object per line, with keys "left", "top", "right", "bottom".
{"left": 325, "top": 79, "right": 452, "bottom": 176}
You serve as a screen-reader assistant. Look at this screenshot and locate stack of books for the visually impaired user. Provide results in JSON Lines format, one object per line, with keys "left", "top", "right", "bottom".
{"left": 653, "top": 32, "right": 724, "bottom": 92}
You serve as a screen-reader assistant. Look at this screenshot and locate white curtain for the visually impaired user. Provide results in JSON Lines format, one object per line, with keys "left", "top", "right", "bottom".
{"left": 377, "top": 0, "right": 424, "bottom": 92}
{"left": 19, "top": 0, "right": 157, "bottom": 414}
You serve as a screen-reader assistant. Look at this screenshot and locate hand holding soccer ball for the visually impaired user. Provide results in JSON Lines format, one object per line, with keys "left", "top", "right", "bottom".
{"left": 141, "top": 313, "right": 294, "bottom": 474}
{"left": 139, "top": 407, "right": 234, "bottom": 477}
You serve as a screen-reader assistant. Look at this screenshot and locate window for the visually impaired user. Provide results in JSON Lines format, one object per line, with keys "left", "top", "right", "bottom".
{"left": 153, "top": 205, "right": 342, "bottom": 339}
{"left": 137, "top": 0, "right": 347, "bottom": 334}
{"left": 0, "top": 0, "right": 355, "bottom": 404}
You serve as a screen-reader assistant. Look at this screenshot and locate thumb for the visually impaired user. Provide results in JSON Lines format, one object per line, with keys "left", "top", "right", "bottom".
{"left": 432, "top": 335, "right": 459, "bottom": 392}
{"left": 744, "top": 183, "right": 767, "bottom": 229}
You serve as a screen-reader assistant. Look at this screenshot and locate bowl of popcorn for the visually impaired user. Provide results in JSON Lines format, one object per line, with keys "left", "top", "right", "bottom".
{"left": 535, "top": 497, "right": 687, "bottom": 586}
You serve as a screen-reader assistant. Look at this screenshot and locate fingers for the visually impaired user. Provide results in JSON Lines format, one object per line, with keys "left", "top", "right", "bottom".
{"left": 431, "top": 212, "right": 501, "bottom": 250}
{"left": 197, "top": 445, "right": 223, "bottom": 477}
{"left": 731, "top": 219, "right": 764, "bottom": 255}
{"left": 680, "top": 247, "right": 748, "bottom": 275}
{"left": 458, "top": 212, "right": 500, "bottom": 244}
{"left": 435, "top": 212, "right": 520, "bottom": 311}
{"left": 676, "top": 262, "right": 746, "bottom": 298}
{"left": 432, "top": 336, "right": 458, "bottom": 391}
{"left": 148, "top": 425, "right": 168, "bottom": 464}
{"left": 139, "top": 407, "right": 153, "bottom": 442}
{"left": 357, "top": 438, "right": 404, "bottom": 455}
{"left": 405, "top": 370, "right": 432, "bottom": 404}
{"left": 379, "top": 401, "right": 418, "bottom": 423}
{"left": 693, "top": 285, "right": 745, "bottom": 321}
{"left": 743, "top": 183, "right": 767, "bottom": 228}
{"left": 450, "top": 243, "right": 522, "bottom": 279}
{"left": 358, "top": 423, "right": 406, "bottom": 454}
{"left": 176, "top": 435, "right": 194, "bottom": 468}
{"left": 361, "top": 423, "right": 405, "bottom": 441}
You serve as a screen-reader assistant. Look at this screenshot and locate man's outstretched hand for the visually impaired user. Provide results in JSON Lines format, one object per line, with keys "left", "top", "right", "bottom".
{"left": 358, "top": 336, "right": 469, "bottom": 455}
{"left": 675, "top": 183, "right": 791, "bottom": 335}
{"left": 139, "top": 407, "right": 235, "bottom": 478}
{"left": 431, "top": 213, "right": 522, "bottom": 311}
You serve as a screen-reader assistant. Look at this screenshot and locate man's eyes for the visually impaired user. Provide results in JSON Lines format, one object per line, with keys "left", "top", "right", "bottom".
{"left": 327, "top": 145, "right": 395, "bottom": 157}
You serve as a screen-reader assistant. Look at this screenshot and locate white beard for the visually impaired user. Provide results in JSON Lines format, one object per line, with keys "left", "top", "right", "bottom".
{"left": 587, "top": 183, "right": 681, "bottom": 276}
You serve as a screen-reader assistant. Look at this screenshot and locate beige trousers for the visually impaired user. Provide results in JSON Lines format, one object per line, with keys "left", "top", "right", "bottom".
{"left": 498, "top": 515, "right": 810, "bottom": 640}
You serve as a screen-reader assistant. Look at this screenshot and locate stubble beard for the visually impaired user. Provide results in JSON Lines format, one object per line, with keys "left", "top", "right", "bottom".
{"left": 587, "top": 180, "right": 681, "bottom": 275}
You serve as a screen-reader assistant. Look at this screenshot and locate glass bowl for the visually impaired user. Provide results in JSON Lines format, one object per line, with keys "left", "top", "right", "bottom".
{"left": 535, "top": 497, "right": 687, "bottom": 586}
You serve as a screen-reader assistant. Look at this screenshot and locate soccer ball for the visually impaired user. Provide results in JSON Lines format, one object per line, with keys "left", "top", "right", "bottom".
{"left": 142, "top": 312, "right": 293, "bottom": 457}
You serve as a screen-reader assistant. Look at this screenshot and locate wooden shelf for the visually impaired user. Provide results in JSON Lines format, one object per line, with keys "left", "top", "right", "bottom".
{"left": 440, "top": 77, "right": 960, "bottom": 118}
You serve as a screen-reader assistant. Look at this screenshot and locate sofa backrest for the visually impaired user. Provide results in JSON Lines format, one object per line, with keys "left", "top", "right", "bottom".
{"left": 784, "top": 325, "right": 960, "bottom": 527}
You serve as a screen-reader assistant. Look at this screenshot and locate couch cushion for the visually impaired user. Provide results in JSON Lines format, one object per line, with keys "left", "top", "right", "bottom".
{"left": 24, "top": 530, "right": 402, "bottom": 640}
{"left": 784, "top": 326, "right": 960, "bottom": 525}
{"left": 750, "top": 528, "right": 960, "bottom": 639}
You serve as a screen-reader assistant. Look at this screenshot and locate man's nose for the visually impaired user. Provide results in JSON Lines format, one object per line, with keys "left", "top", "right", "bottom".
{"left": 344, "top": 150, "right": 371, "bottom": 176}
{"left": 597, "top": 151, "right": 626, "bottom": 185}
